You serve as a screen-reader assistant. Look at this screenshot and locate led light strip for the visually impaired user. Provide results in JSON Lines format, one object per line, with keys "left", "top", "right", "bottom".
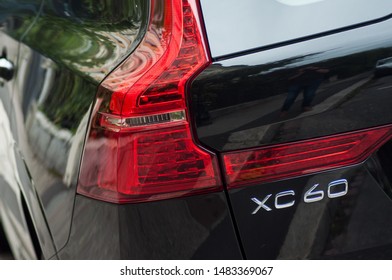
{"left": 223, "top": 125, "right": 392, "bottom": 188}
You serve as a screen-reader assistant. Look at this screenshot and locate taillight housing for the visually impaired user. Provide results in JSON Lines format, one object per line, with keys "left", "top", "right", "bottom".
{"left": 78, "top": 0, "right": 222, "bottom": 203}
{"left": 223, "top": 125, "right": 392, "bottom": 188}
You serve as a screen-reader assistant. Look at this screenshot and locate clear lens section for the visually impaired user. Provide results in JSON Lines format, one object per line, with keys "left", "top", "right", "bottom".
{"left": 125, "top": 110, "right": 186, "bottom": 127}
{"left": 97, "top": 110, "right": 186, "bottom": 132}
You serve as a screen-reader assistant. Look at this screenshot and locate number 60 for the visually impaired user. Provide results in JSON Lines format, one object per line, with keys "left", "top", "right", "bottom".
{"left": 304, "top": 179, "right": 348, "bottom": 203}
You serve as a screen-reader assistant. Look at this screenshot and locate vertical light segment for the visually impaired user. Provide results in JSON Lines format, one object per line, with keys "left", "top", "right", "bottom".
{"left": 77, "top": 0, "right": 222, "bottom": 204}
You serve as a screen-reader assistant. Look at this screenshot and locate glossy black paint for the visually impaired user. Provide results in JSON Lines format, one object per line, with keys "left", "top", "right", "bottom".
{"left": 191, "top": 5, "right": 392, "bottom": 259}
{"left": 2, "top": 0, "right": 392, "bottom": 260}
{"left": 1, "top": 0, "right": 150, "bottom": 258}
{"left": 192, "top": 18, "right": 392, "bottom": 151}
{"left": 58, "top": 193, "right": 242, "bottom": 259}
{"left": 15, "top": 0, "right": 148, "bottom": 256}
{"left": 228, "top": 160, "right": 392, "bottom": 259}
{"left": 1, "top": 0, "right": 243, "bottom": 260}
{"left": 0, "top": 0, "right": 53, "bottom": 259}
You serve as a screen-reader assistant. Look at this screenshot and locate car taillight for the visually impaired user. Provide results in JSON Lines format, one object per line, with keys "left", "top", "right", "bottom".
{"left": 77, "top": 0, "right": 221, "bottom": 203}
{"left": 223, "top": 125, "right": 392, "bottom": 188}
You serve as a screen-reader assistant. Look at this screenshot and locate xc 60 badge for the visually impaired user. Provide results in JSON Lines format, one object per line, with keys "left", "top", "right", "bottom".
{"left": 251, "top": 179, "right": 348, "bottom": 214}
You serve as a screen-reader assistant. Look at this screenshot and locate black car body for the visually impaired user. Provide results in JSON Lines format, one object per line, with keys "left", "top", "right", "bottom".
{"left": 1, "top": 0, "right": 392, "bottom": 259}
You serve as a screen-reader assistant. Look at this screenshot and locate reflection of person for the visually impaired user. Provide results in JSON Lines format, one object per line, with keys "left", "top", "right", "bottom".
{"left": 280, "top": 66, "right": 329, "bottom": 116}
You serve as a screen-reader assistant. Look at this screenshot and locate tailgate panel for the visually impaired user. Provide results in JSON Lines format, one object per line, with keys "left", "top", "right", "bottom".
{"left": 191, "top": 4, "right": 392, "bottom": 259}
{"left": 229, "top": 164, "right": 392, "bottom": 259}
{"left": 191, "top": 19, "right": 392, "bottom": 152}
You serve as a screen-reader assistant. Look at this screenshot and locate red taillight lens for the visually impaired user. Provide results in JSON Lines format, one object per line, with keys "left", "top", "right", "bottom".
{"left": 78, "top": 0, "right": 221, "bottom": 203}
{"left": 223, "top": 126, "right": 392, "bottom": 188}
